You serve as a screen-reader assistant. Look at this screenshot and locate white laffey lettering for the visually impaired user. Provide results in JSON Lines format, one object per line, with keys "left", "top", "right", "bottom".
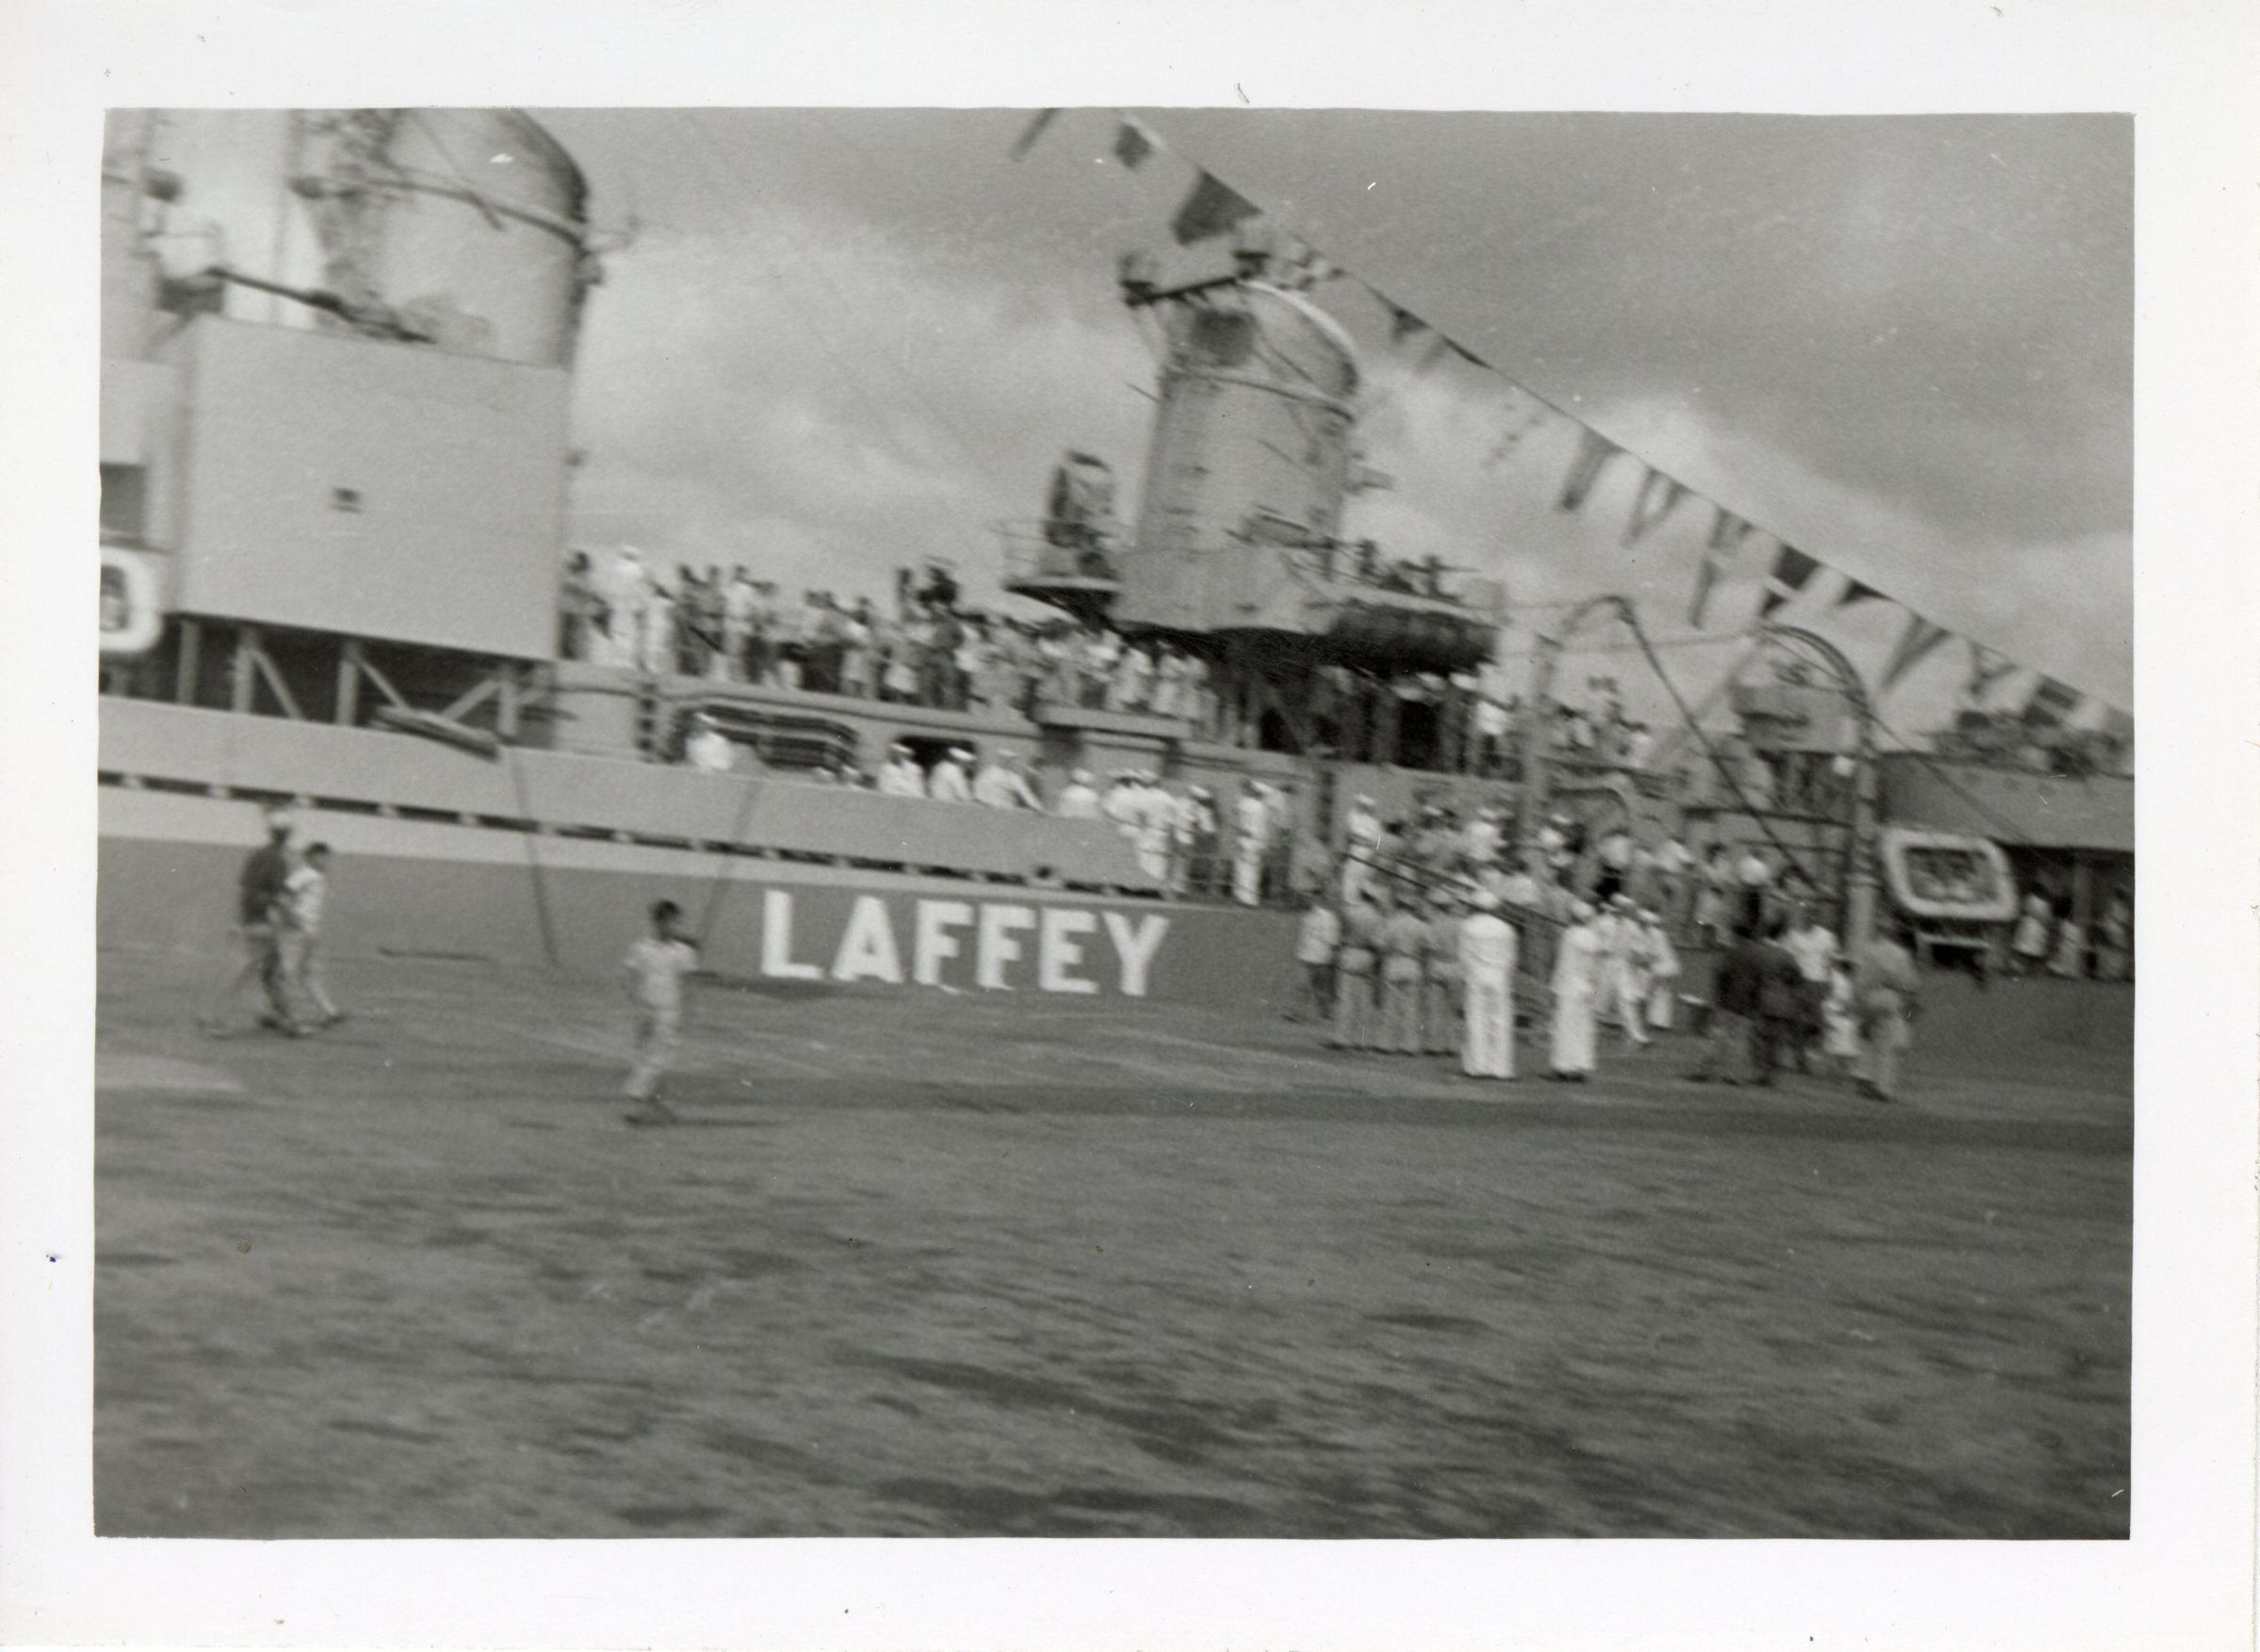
{"left": 760, "top": 889, "right": 824, "bottom": 980}
{"left": 1038, "top": 906, "right": 1099, "bottom": 995}
{"left": 915, "top": 899, "right": 974, "bottom": 987}
{"left": 976, "top": 904, "right": 1037, "bottom": 991}
{"left": 831, "top": 895, "right": 905, "bottom": 985}
{"left": 1101, "top": 910, "right": 1170, "bottom": 998}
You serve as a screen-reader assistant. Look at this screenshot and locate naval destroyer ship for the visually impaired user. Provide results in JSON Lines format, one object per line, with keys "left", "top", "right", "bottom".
{"left": 95, "top": 109, "right": 2131, "bottom": 1003}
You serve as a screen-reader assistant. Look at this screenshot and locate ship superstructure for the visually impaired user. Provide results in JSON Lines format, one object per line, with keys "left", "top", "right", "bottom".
{"left": 1007, "top": 242, "right": 1502, "bottom": 753}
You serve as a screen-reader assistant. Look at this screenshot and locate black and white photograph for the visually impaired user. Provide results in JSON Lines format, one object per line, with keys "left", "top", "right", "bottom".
{"left": 7, "top": 2, "right": 2257, "bottom": 1648}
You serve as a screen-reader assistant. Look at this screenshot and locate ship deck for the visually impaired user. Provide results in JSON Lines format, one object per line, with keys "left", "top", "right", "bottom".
{"left": 94, "top": 942, "right": 2130, "bottom": 1538}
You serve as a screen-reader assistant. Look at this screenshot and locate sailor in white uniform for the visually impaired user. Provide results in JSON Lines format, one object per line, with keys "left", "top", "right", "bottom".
{"left": 1132, "top": 772, "right": 1174, "bottom": 883}
{"left": 1548, "top": 900, "right": 1602, "bottom": 1081}
{"left": 1341, "top": 793, "right": 1383, "bottom": 904}
{"left": 1457, "top": 889, "right": 1518, "bottom": 1079}
{"left": 972, "top": 752, "right": 1043, "bottom": 811}
{"left": 1101, "top": 772, "right": 1143, "bottom": 837}
{"left": 1640, "top": 907, "right": 1682, "bottom": 1030}
{"left": 875, "top": 741, "right": 927, "bottom": 799}
{"left": 1587, "top": 893, "right": 1647, "bottom": 1045}
{"left": 926, "top": 746, "right": 975, "bottom": 803}
{"left": 1054, "top": 769, "right": 1102, "bottom": 819}
{"left": 1232, "top": 783, "right": 1273, "bottom": 907}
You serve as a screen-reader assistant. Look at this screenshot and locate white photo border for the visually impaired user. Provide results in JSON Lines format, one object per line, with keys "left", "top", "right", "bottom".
{"left": 4, "top": 2, "right": 2253, "bottom": 1648}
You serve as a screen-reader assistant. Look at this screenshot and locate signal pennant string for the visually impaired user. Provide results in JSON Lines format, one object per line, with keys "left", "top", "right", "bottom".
{"left": 1000, "top": 108, "right": 2128, "bottom": 725}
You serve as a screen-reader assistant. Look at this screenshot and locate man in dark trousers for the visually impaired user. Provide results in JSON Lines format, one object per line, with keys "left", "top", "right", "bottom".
{"left": 1751, "top": 915, "right": 1812, "bottom": 1086}
{"left": 1686, "top": 917, "right": 1767, "bottom": 1085}
{"left": 199, "top": 806, "right": 304, "bottom": 1035}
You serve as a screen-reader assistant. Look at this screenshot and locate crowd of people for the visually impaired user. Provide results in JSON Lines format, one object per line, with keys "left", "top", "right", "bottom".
{"left": 561, "top": 549, "right": 1225, "bottom": 728}
{"left": 2008, "top": 887, "right": 2134, "bottom": 981}
{"left": 1296, "top": 786, "right": 1931, "bottom": 1097}
{"left": 1294, "top": 866, "right": 1923, "bottom": 1103}
{"left": 678, "top": 713, "right": 1295, "bottom": 903}
{"left": 1329, "top": 792, "right": 1748, "bottom": 935}
{"left": 561, "top": 553, "right": 1707, "bottom": 788}
{"left": 1542, "top": 691, "right": 1658, "bottom": 771}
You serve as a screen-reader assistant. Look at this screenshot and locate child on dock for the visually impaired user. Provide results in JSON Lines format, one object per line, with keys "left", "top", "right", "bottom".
{"left": 622, "top": 899, "right": 700, "bottom": 1124}
{"left": 279, "top": 841, "right": 345, "bottom": 1028}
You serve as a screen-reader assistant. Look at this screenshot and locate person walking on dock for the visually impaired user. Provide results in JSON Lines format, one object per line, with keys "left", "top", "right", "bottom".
{"left": 622, "top": 899, "right": 700, "bottom": 1124}
{"left": 1457, "top": 890, "right": 1519, "bottom": 1080}
{"left": 200, "top": 807, "right": 304, "bottom": 1037}
{"left": 278, "top": 841, "right": 344, "bottom": 1028}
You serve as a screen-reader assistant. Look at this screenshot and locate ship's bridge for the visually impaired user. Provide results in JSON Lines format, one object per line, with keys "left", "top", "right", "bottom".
{"left": 1000, "top": 514, "right": 1503, "bottom": 672}
{"left": 1173, "top": 515, "right": 1504, "bottom": 672}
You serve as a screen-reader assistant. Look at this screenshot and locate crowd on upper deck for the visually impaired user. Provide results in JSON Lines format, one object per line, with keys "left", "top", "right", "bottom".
{"left": 560, "top": 548, "right": 1225, "bottom": 728}
{"left": 555, "top": 549, "right": 1698, "bottom": 794}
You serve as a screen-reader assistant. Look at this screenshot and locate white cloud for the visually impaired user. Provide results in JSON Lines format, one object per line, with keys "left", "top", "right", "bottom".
{"left": 564, "top": 205, "right": 1155, "bottom": 608}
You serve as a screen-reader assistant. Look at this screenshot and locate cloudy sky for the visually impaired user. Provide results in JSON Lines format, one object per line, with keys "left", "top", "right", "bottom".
{"left": 539, "top": 108, "right": 2131, "bottom": 727}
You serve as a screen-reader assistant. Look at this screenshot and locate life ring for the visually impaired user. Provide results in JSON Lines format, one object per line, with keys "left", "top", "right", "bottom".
{"left": 99, "top": 545, "right": 164, "bottom": 657}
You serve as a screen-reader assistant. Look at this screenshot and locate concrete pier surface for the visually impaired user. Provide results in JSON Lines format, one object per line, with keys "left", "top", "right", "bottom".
{"left": 94, "top": 944, "right": 2129, "bottom": 1538}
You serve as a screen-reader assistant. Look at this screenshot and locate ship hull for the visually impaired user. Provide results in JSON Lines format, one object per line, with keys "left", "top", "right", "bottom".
{"left": 100, "top": 784, "right": 1300, "bottom": 1008}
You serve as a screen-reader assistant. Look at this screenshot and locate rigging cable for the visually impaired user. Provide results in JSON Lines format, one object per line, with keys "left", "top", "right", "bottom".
{"left": 1618, "top": 605, "right": 1828, "bottom": 886}
{"left": 694, "top": 759, "right": 775, "bottom": 947}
